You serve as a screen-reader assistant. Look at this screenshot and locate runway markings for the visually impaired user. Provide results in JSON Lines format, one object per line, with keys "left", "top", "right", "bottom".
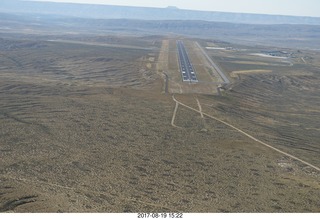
{"left": 177, "top": 40, "right": 198, "bottom": 83}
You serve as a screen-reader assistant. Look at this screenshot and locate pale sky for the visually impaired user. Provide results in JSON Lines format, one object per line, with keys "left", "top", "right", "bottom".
{"left": 32, "top": 0, "right": 320, "bottom": 17}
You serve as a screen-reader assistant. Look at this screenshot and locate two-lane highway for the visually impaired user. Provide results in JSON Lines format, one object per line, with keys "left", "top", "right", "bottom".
{"left": 177, "top": 40, "right": 198, "bottom": 83}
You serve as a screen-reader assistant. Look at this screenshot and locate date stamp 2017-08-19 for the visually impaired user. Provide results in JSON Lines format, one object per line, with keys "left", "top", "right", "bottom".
{"left": 137, "top": 213, "right": 183, "bottom": 219}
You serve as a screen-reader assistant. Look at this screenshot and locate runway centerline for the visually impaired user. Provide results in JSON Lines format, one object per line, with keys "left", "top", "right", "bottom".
{"left": 177, "top": 40, "right": 198, "bottom": 83}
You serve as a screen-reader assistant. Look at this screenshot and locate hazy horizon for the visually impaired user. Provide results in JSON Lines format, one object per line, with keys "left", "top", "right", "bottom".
{"left": 28, "top": 0, "right": 320, "bottom": 17}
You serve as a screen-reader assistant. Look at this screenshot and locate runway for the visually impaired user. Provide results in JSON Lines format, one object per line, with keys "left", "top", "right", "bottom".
{"left": 177, "top": 40, "right": 198, "bottom": 83}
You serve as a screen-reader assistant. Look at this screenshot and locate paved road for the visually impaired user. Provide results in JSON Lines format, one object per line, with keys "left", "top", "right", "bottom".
{"left": 177, "top": 40, "right": 198, "bottom": 83}
{"left": 195, "top": 42, "right": 230, "bottom": 84}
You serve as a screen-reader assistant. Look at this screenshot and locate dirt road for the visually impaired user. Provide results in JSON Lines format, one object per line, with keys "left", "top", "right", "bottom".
{"left": 172, "top": 95, "right": 320, "bottom": 172}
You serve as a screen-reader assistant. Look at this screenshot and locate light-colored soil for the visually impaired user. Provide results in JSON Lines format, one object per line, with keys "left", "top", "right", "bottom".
{"left": 230, "top": 69, "right": 273, "bottom": 78}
